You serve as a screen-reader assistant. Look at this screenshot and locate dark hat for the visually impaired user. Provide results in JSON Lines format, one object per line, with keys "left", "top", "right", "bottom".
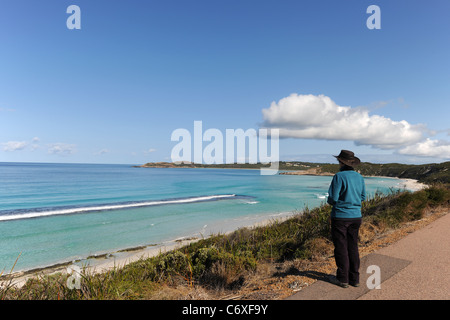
{"left": 334, "top": 150, "right": 361, "bottom": 167}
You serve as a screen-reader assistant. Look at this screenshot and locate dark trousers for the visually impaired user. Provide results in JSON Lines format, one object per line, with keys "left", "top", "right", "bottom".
{"left": 331, "top": 218, "right": 362, "bottom": 284}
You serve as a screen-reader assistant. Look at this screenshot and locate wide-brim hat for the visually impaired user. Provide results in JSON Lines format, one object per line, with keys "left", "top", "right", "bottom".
{"left": 334, "top": 150, "right": 361, "bottom": 167}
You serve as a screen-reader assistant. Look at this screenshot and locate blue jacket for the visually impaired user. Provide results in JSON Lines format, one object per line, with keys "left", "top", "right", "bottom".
{"left": 327, "top": 168, "right": 366, "bottom": 219}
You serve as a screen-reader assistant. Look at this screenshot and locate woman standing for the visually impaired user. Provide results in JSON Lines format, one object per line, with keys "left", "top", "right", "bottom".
{"left": 327, "top": 150, "right": 366, "bottom": 288}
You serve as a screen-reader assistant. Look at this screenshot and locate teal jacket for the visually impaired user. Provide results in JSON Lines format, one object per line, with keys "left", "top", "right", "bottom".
{"left": 327, "top": 167, "right": 366, "bottom": 219}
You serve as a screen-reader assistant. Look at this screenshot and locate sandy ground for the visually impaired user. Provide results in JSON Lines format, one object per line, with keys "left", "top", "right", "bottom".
{"left": 394, "top": 178, "right": 427, "bottom": 192}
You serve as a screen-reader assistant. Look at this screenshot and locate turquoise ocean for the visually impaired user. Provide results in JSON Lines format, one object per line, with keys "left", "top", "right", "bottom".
{"left": 0, "top": 162, "right": 407, "bottom": 273}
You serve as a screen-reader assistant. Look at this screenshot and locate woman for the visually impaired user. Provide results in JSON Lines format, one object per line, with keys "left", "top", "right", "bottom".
{"left": 327, "top": 150, "right": 366, "bottom": 288}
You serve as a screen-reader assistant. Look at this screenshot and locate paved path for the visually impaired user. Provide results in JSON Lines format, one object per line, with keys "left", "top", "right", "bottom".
{"left": 287, "top": 212, "right": 450, "bottom": 300}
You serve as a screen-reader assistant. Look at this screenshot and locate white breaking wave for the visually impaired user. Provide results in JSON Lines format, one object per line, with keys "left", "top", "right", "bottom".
{"left": 0, "top": 194, "right": 237, "bottom": 222}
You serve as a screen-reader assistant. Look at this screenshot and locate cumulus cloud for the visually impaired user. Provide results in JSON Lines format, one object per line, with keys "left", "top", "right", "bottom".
{"left": 261, "top": 94, "right": 425, "bottom": 149}
{"left": 398, "top": 139, "right": 450, "bottom": 159}
{"left": 48, "top": 143, "right": 76, "bottom": 156}
{"left": 2, "top": 141, "right": 28, "bottom": 152}
{"left": 260, "top": 93, "right": 450, "bottom": 160}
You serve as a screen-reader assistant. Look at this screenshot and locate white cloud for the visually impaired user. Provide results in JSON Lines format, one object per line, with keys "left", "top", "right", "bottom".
{"left": 260, "top": 93, "right": 450, "bottom": 160}
{"left": 261, "top": 93, "right": 426, "bottom": 149}
{"left": 145, "top": 148, "right": 157, "bottom": 154}
{"left": 30, "top": 137, "right": 41, "bottom": 151}
{"left": 48, "top": 143, "right": 76, "bottom": 156}
{"left": 398, "top": 139, "right": 450, "bottom": 159}
{"left": 95, "top": 148, "right": 110, "bottom": 155}
{"left": 2, "top": 141, "right": 28, "bottom": 152}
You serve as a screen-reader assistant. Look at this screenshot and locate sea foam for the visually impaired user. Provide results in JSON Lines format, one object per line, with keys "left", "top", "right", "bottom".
{"left": 0, "top": 194, "right": 237, "bottom": 222}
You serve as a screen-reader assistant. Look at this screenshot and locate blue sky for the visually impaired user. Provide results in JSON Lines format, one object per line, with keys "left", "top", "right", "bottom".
{"left": 0, "top": 0, "right": 449, "bottom": 165}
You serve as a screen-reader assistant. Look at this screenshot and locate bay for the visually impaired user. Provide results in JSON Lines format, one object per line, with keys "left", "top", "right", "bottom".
{"left": 0, "top": 162, "right": 406, "bottom": 273}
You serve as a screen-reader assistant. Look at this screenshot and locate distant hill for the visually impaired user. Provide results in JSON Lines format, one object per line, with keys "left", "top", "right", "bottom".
{"left": 137, "top": 161, "right": 450, "bottom": 184}
{"left": 357, "top": 161, "right": 450, "bottom": 184}
{"left": 294, "top": 161, "right": 450, "bottom": 184}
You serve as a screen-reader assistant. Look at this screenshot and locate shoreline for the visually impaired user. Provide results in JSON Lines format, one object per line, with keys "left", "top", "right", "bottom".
{"left": 5, "top": 238, "right": 205, "bottom": 288}
{"left": 2, "top": 175, "right": 425, "bottom": 289}
{"left": 4, "top": 211, "right": 297, "bottom": 289}
{"left": 280, "top": 169, "right": 427, "bottom": 192}
{"left": 372, "top": 176, "right": 427, "bottom": 192}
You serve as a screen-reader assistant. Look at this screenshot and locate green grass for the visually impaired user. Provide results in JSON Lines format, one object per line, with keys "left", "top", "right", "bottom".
{"left": 2, "top": 184, "right": 449, "bottom": 300}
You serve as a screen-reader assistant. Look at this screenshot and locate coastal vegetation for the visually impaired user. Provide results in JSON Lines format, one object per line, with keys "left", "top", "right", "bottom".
{"left": 1, "top": 183, "right": 449, "bottom": 300}
{"left": 318, "top": 161, "right": 450, "bottom": 185}
{"left": 139, "top": 161, "right": 450, "bottom": 184}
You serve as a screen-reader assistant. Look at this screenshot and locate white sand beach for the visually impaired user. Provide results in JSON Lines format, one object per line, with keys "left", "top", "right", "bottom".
{"left": 395, "top": 178, "right": 427, "bottom": 192}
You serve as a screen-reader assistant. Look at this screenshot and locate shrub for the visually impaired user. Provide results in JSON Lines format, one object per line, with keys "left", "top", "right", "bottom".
{"left": 424, "top": 185, "right": 450, "bottom": 206}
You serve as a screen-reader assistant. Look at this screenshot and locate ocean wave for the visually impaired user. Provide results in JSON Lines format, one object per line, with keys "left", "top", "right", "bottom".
{"left": 0, "top": 194, "right": 239, "bottom": 222}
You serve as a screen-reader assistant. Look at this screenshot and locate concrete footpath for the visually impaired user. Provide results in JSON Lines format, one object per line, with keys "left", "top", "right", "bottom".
{"left": 286, "top": 212, "right": 450, "bottom": 300}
